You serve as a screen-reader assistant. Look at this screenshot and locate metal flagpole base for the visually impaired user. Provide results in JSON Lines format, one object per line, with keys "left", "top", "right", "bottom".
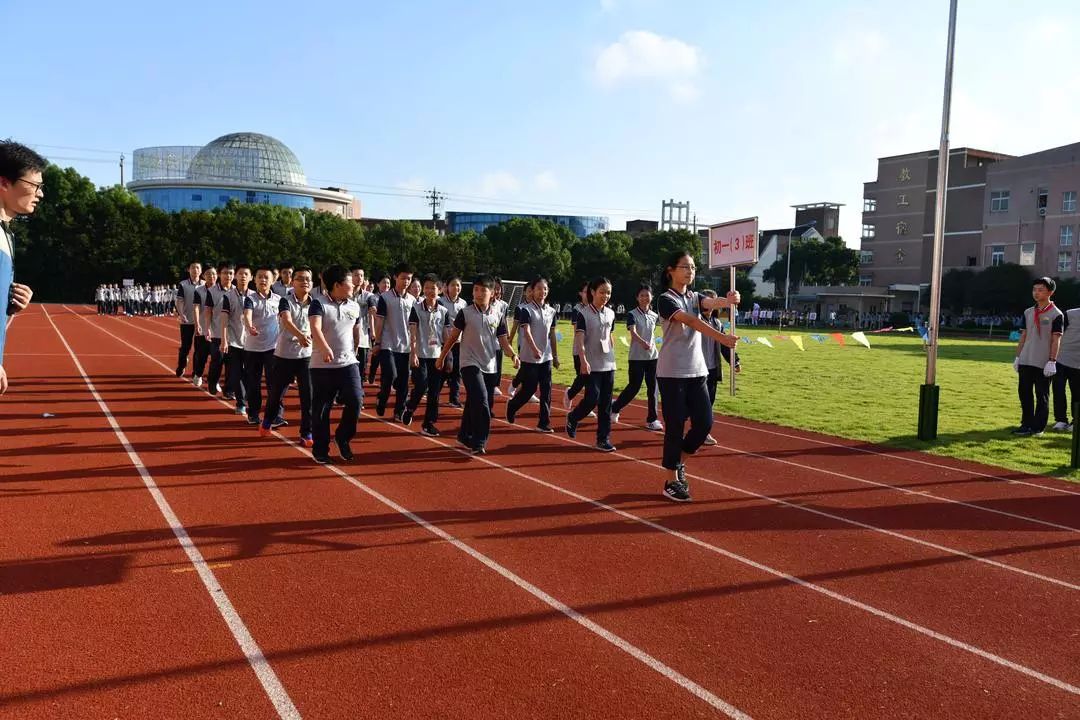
{"left": 917, "top": 384, "right": 939, "bottom": 441}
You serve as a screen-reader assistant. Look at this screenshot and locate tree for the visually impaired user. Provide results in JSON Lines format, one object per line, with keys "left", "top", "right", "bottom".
{"left": 967, "top": 263, "right": 1033, "bottom": 314}
{"left": 940, "top": 268, "right": 975, "bottom": 313}
{"left": 763, "top": 236, "right": 858, "bottom": 291}
{"left": 482, "top": 217, "right": 575, "bottom": 286}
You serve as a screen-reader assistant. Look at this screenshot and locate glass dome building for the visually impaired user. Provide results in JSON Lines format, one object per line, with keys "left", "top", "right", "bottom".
{"left": 128, "top": 132, "right": 357, "bottom": 217}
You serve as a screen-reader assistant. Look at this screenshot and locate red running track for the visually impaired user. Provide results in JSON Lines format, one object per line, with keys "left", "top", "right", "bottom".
{"left": 1, "top": 304, "right": 1077, "bottom": 719}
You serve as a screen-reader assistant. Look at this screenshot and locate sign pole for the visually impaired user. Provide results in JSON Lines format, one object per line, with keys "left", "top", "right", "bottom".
{"left": 729, "top": 265, "right": 737, "bottom": 396}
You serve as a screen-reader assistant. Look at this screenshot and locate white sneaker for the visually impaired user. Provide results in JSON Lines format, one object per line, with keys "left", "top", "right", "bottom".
{"left": 508, "top": 387, "right": 517, "bottom": 400}
{"left": 588, "top": 411, "right": 597, "bottom": 418}
{"left": 703, "top": 434, "right": 717, "bottom": 446}
{"left": 192, "top": 376, "right": 203, "bottom": 388}
{"left": 529, "top": 394, "right": 540, "bottom": 404}
{"left": 210, "top": 383, "right": 221, "bottom": 395}
{"left": 563, "top": 388, "right": 571, "bottom": 410}
{"left": 493, "top": 386, "right": 503, "bottom": 397}
{"left": 610, "top": 411, "right": 620, "bottom": 423}
{"left": 1052, "top": 421, "right": 1070, "bottom": 432}
{"left": 645, "top": 420, "right": 663, "bottom": 431}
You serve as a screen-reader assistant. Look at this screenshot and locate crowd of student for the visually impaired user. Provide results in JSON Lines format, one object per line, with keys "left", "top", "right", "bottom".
{"left": 95, "top": 284, "right": 177, "bottom": 317}
{"left": 170, "top": 253, "right": 740, "bottom": 502}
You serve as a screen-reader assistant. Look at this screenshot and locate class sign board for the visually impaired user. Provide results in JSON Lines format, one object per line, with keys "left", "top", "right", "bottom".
{"left": 708, "top": 217, "right": 759, "bottom": 269}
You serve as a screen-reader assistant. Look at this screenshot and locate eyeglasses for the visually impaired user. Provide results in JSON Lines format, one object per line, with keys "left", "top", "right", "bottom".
{"left": 676, "top": 264, "right": 697, "bottom": 271}
{"left": 18, "top": 178, "right": 45, "bottom": 194}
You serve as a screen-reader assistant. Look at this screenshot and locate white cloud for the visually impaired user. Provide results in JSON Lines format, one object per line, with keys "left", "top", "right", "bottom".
{"left": 594, "top": 30, "right": 703, "bottom": 101}
{"left": 479, "top": 171, "right": 521, "bottom": 197}
{"left": 533, "top": 171, "right": 559, "bottom": 191}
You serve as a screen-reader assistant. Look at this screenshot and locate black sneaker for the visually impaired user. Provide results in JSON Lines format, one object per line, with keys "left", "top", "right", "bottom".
{"left": 246, "top": 416, "right": 260, "bottom": 426}
{"left": 313, "top": 454, "right": 331, "bottom": 465}
{"left": 457, "top": 435, "right": 471, "bottom": 450}
{"left": 421, "top": 424, "right": 440, "bottom": 437}
{"left": 536, "top": 425, "right": 555, "bottom": 434}
{"left": 1011, "top": 426, "right": 1033, "bottom": 436}
{"left": 375, "top": 400, "right": 387, "bottom": 417}
{"left": 505, "top": 405, "right": 517, "bottom": 424}
{"left": 565, "top": 418, "right": 578, "bottom": 439}
{"left": 663, "top": 465, "right": 691, "bottom": 502}
{"left": 393, "top": 411, "right": 405, "bottom": 424}
{"left": 223, "top": 392, "right": 236, "bottom": 401}
{"left": 595, "top": 441, "right": 617, "bottom": 453}
{"left": 270, "top": 417, "right": 288, "bottom": 429}
{"left": 336, "top": 441, "right": 355, "bottom": 461}
{"left": 471, "top": 446, "right": 487, "bottom": 456}
{"left": 447, "top": 401, "right": 463, "bottom": 409}
{"left": 174, "top": 367, "right": 183, "bottom": 378}
{"left": 401, "top": 408, "right": 414, "bottom": 426}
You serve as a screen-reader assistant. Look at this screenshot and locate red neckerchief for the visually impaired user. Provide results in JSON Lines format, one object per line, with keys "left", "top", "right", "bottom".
{"left": 1034, "top": 302, "right": 1057, "bottom": 337}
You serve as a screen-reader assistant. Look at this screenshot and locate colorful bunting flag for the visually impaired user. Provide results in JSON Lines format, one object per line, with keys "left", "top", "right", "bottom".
{"left": 1008, "top": 330, "right": 1021, "bottom": 341}
{"left": 555, "top": 330, "right": 563, "bottom": 342}
{"left": 619, "top": 336, "right": 630, "bottom": 348}
{"left": 757, "top": 337, "right": 774, "bottom": 348}
{"left": 740, "top": 336, "right": 755, "bottom": 344}
{"left": 774, "top": 334, "right": 789, "bottom": 341}
{"left": 851, "top": 331, "right": 871, "bottom": 349}
{"left": 810, "top": 334, "right": 826, "bottom": 342}
{"left": 830, "top": 333, "right": 846, "bottom": 346}
{"left": 790, "top": 335, "right": 805, "bottom": 351}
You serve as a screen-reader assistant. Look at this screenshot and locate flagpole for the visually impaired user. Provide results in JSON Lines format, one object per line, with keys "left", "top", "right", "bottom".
{"left": 918, "top": 0, "right": 958, "bottom": 441}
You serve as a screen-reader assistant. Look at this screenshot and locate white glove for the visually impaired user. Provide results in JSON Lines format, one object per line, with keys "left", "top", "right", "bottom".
{"left": 1044, "top": 360, "right": 1057, "bottom": 378}
{"left": 1013, "top": 357, "right": 1020, "bottom": 372}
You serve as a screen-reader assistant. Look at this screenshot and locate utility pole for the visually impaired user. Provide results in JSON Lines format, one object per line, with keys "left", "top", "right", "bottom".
{"left": 425, "top": 187, "right": 446, "bottom": 228}
{"left": 119, "top": 153, "right": 125, "bottom": 186}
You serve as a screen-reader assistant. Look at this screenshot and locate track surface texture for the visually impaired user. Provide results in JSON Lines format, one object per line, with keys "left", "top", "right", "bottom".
{"left": 2, "top": 305, "right": 1077, "bottom": 719}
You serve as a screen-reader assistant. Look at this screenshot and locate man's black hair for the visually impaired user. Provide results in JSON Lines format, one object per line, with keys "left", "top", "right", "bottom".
{"left": 0, "top": 140, "right": 47, "bottom": 183}
{"left": 322, "top": 264, "right": 349, "bottom": 290}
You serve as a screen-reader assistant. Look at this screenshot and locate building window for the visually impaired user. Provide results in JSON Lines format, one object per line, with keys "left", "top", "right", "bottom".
{"left": 991, "top": 246, "right": 1005, "bottom": 266}
{"left": 1059, "top": 251, "right": 1072, "bottom": 272}
{"left": 1038, "top": 187, "right": 1049, "bottom": 210}
{"left": 990, "top": 190, "right": 1010, "bottom": 213}
{"left": 862, "top": 223, "right": 875, "bottom": 239}
{"left": 859, "top": 250, "right": 874, "bottom": 265}
{"left": 1061, "top": 226, "right": 1074, "bottom": 246}
{"left": 863, "top": 198, "right": 877, "bottom": 212}
{"left": 191, "top": 193, "right": 202, "bottom": 202}
{"left": 1020, "top": 243, "right": 1036, "bottom": 266}
{"left": 859, "top": 275, "right": 873, "bottom": 287}
{"left": 1065, "top": 191, "right": 1077, "bottom": 213}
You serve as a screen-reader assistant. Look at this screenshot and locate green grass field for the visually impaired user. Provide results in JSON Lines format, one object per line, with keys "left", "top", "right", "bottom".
{"left": 530, "top": 320, "right": 1079, "bottom": 482}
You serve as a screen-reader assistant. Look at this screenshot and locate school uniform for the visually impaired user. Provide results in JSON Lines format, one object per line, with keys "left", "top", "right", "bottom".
{"left": 438, "top": 294, "right": 468, "bottom": 404}
{"left": 454, "top": 303, "right": 508, "bottom": 451}
{"left": 505, "top": 302, "right": 557, "bottom": 429}
{"left": 567, "top": 304, "right": 617, "bottom": 445}
{"left": 611, "top": 306, "right": 660, "bottom": 423}
{"left": 176, "top": 278, "right": 201, "bottom": 377}
{"left": 309, "top": 295, "right": 363, "bottom": 458}
{"left": 204, "top": 283, "right": 231, "bottom": 393}
{"left": 1053, "top": 309, "right": 1080, "bottom": 425}
{"left": 271, "top": 279, "right": 290, "bottom": 298}
{"left": 492, "top": 298, "right": 510, "bottom": 380}
{"left": 375, "top": 289, "right": 416, "bottom": 417}
{"left": 242, "top": 290, "right": 285, "bottom": 423}
{"left": 353, "top": 288, "right": 377, "bottom": 384}
{"left": 221, "top": 286, "right": 253, "bottom": 409}
{"left": 701, "top": 315, "right": 740, "bottom": 405}
{"left": 190, "top": 283, "right": 214, "bottom": 380}
{"left": 0, "top": 222, "right": 15, "bottom": 367}
{"left": 1017, "top": 303, "right": 1064, "bottom": 433}
{"left": 567, "top": 302, "right": 589, "bottom": 401}
{"left": 656, "top": 288, "right": 714, "bottom": 471}
{"left": 263, "top": 291, "right": 313, "bottom": 437}
{"left": 405, "top": 299, "right": 449, "bottom": 428}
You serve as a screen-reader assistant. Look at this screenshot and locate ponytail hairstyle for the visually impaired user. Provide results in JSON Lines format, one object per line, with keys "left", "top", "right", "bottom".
{"left": 529, "top": 276, "right": 550, "bottom": 305}
{"left": 586, "top": 276, "right": 612, "bottom": 305}
{"left": 661, "top": 250, "right": 694, "bottom": 290}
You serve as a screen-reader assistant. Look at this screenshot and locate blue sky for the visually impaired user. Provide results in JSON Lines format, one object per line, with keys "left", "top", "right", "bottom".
{"left": 13, "top": 0, "right": 1080, "bottom": 246}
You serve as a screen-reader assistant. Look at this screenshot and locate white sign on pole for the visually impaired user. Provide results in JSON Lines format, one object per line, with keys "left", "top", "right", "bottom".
{"left": 122, "top": 278, "right": 135, "bottom": 288}
{"left": 708, "top": 217, "right": 759, "bottom": 269}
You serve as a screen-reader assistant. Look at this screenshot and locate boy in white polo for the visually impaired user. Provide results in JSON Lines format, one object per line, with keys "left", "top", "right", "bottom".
{"left": 403, "top": 274, "right": 449, "bottom": 436}
{"left": 373, "top": 262, "right": 416, "bottom": 420}
{"left": 309, "top": 265, "right": 363, "bottom": 464}
{"left": 242, "top": 267, "right": 285, "bottom": 426}
{"left": 505, "top": 276, "right": 559, "bottom": 432}
{"left": 438, "top": 275, "right": 468, "bottom": 408}
{"left": 1013, "top": 276, "right": 1063, "bottom": 437}
{"left": 261, "top": 266, "right": 315, "bottom": 446}
{"left": 220, "top": 265, "right": 253, "bottom": 414}
{"left": 204, "top": 263, "right": 234, "bottom": 395}
{"left": 175, "top": 261, "right": 202, "bottom": 378}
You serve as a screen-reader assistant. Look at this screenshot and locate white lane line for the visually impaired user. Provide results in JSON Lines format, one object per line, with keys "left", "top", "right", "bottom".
{"left": 83, "top": 308, "right": 1080, "bottom": 696}
{"left": 44, "top": 307, "right": 302, "bottom": 720}
{"left": 114, "top": 314, "right": 1080, "bottom": 537}
{"left": 63, "top": 307, "right": 753, "bottom": 719}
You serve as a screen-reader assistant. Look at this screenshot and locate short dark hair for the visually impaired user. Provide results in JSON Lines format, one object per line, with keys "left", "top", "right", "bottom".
{"left": 293, "top": 265, "right": 313, "bottom": 276}
{"left": 0, "top": 140, "right": 47, "bottom": 183}
{"left": 637, "top": 284, "right": 654, "bottom": 295}
{"left": 349, "top": 264, "right": 364, "bottom": 273}
{"left": 216, "top": 262, "right": 235, "bottom": 272}
{"left": 254, "top": 266, "right": 274, "bottom": 277}
{"left": 322, "top": 264, "right": 349, "bottom": 290}
{"left": 392, "top": 262, "right": 414, "bottom": 277}
{"left": 235, "top": 263, "right": 252, "bottom": 273}
{"left": 1035, "top": 276, "right": 1057, "bottom": 292}
{"left": 473, "top": 274, "right": 495, "bottom": 290}
{"left": 277, "top": 263, "right": 294, "bottom": 272}
{"left": 421, "top": 273, "right": 441, "bottom": 287}
{"left": 444, "top": 274, "right": 461, "bottom": 284}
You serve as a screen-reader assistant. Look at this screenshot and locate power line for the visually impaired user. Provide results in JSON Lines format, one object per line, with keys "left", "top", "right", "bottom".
{"left": 29, "top": 143, "right": 124, "bottom": 155}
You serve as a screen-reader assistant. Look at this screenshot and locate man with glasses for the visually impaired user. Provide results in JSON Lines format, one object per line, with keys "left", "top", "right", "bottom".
{"left": 0, "top": 140, "right": 46, "bottom": 395}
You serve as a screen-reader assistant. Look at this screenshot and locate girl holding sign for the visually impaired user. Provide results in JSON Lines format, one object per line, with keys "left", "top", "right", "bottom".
{"left": 610, "top": 284, "right": 662, "bottom": 431}
{"left": 565, "top": 277, "right": 617, "bottom": 452}
{"left": 656, "top": 252, "right": 740, "bottom": 502}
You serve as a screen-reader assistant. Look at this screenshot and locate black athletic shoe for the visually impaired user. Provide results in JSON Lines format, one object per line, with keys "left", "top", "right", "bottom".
{"left": 421, "top": 424, "right": 440, "bottom": 437}
{"left": 375, "top": 400, "right": 387, "bottom": 417}
{"left": 471, "top": 446, "right": 487, "bottom": 456}
{"left": 393, "top": 411, "right": 405, "bottom": 424}
{"left": 565, "top": 418, "right": 578, "bottom": 439}
{"left": 313, "top": 454, "right": 331, "bottom": 465}
{"left": 223, "top": 392, "right": 236, "bottom": 401}
{"left": 505, "top": 405, "right": 517, "bottom": 424}
{"left": 246, "top": 416, "right": 260, "bottom": 426}
{"left": 595, "top": 441, "right": 617, "bottom": 453}
{"left": 663, "top": 465, "right": 691, "bottom": 502}
{"left": 270, "top": 417, "right": 288, "bottom": 429}
{"left": 536, "top": 425, "right": 555, "bottom": 434}
{"left": 447, "top": 401, "right": 463, "bottom": 410}
{"left": 401, "top": 408, "right": 414, "bottom": 426}
{"left": 1011, "top": 426, "right": 1033, "bottom": 436}
{"left": 336, "top": 441, "right": 355, "bottom": 461}
{"left": 457, "top": 435, "right": 472, "bottom": 450}
{"left": 175, "top": 367, "right": 183, "bottom": 378}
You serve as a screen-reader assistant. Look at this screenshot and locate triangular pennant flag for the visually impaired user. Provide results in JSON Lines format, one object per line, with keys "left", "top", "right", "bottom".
{"left": 851, "top": 331, "right": 871, "bottom": 349}
{"left": 619, "top": 335, "right": 630, "bottom": 347}
{"left": 810, "top": 334, "right": 826, "bottom": 342}
{"left": 894, "top": 326, "right": 914, "bottom": 333}
{"left": 756, "top": 337, "right": 774, "bottom": 348}
{"left": 774, "top": 334, "right": 789, "bottom": 341}
{"left": 1008, "top": 330, "right": 1021, "bottom": 341}
{"left": 740, "top": 336, "right": 754, "bottom": 344}
{"left": 830, "top": 333, "right": 846, "bottom": 346}
{"left": 869, "top": 326, "right": 893, "bottom": 334}
{"left": 555, "top": 330, "right": 564, "bottom": 342}
{"left": 655, "top": 335, "right": 663, "bottom": 345}
{"left": 790, "top": 335, "right": 805, "bottom": 351}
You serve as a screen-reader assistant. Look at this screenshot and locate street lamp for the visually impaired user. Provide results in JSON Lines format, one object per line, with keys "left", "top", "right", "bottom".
{"left": 783, "top": 220, "right": 817, "bottom": 315}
